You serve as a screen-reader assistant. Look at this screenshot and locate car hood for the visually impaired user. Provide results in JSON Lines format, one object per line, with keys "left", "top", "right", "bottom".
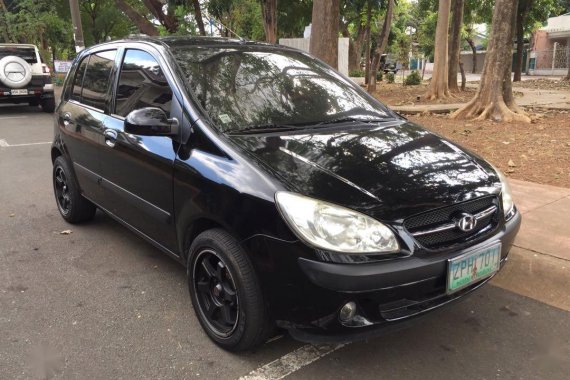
{"left": 228, "top": 121, "right": 501, "bottom": 221}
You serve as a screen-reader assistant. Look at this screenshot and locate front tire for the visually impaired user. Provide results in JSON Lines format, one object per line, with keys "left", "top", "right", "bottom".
{"left": 187, "top": 229, "right": 271, "bottom": 351}
{"left": 53, "top": 156, "right": 96, "bottom": 223}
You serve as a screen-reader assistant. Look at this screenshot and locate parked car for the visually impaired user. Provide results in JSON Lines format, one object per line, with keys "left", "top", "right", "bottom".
{"left": 380, "top": 54, "right": 399, "bottom": 74}
{"left": 52, "top": 36, "right": 521, "bottom": 351}
{"left": 0, "top": 43, "right": 55, "bottom": 112}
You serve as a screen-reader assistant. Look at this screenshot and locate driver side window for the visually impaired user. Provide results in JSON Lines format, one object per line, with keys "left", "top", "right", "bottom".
{"left": 114, "top": 49, "right": 173, "bottom": 117}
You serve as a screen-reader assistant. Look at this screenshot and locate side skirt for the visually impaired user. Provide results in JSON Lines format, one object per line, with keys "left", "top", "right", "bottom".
{"left": 83, "top": 194, "right": 184, "bottom": 266}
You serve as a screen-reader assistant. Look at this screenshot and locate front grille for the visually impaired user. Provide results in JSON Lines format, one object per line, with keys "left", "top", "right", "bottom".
{"left": 404, "top": 196, "right": 499, "bottom": 250}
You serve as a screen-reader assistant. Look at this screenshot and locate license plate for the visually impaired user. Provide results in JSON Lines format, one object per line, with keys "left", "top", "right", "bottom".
{"left": 447, "top": 243, "right": 501, "bottom": 293}
{"left": 11, "top": 89, "right": 28, "bottom": 96}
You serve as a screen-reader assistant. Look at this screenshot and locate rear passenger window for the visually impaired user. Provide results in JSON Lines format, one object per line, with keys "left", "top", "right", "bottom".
{"left": 115, "top": 50, "right": 172, "bottom": 117}
{"left": 81, "top": 50, "right": 117, "bottom": 110}
{"left": 71, "top": 57, "right": 88, "bottom": 102}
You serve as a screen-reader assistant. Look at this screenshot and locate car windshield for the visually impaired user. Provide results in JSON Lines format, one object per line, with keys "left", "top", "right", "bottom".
{"left": 171, "top": 46, "right": 392, "bottom": 133}
{"left": 0, "top": 47, "right": 37, "bottom": 64}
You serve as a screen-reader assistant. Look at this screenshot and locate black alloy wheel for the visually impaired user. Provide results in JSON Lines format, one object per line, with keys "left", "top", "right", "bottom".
{"left": 54, "top": 166, "right": 71, "bottom": 216}
{"left": 187, "top": 229, "right": 271, "bottom": 351}
{"left": 193, "top": 249, "right": 239, "bottom": 337}
{"left": 52, "top": 156, "right": 96, "bottom": 223}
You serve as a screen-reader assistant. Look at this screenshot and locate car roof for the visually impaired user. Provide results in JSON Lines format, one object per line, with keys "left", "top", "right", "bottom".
{"left": 0, "top": 43, "right": 38, "bottom": 49}
{"left": 89, "top": 35, "right": 289, "bottom": 52}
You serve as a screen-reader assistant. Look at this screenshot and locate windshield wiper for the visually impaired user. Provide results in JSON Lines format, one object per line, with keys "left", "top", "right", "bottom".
{"left": 227, "top": 117, "right": 399, "bottom": 135}
{"left": 226, "top": 123, "right": 306, "bottom": 135}
{"left": 315, "top": 116, "right": 397, "bottom": 126}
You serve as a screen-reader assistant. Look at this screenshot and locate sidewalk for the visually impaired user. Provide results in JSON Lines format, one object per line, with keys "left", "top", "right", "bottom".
{"left": 510, "top": 179, "right": 570, "bottom": 261}
{"left": 491, "top": 179, "right": 570, "bottom": 311}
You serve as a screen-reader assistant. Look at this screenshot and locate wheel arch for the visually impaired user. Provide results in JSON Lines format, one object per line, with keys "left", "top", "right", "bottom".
{"left": 51, "top": 145, "right": 62, "bottom": 163}
{"left": 182, "top": 218, "right": 226, "bottom": 264}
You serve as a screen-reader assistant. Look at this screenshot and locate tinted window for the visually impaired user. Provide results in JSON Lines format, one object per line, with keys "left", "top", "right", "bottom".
{"left": 81, "top": 50, "right": 116, "bottom": 110}
{"left": 171, "top": 47, "right": 391, "bottom": 132}
{"left": 0, "top": 47, "right": 37, "bottom": 64}
{"left": 71, "top": 56, "right": 88, "bottom": 101}
{"left": 115, "top": 50, "right": 172, "bottom": 117}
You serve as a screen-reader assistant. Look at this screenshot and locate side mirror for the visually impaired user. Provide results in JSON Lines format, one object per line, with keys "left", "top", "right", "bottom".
{"left": 124, "top": 107, "right": 179, "bottom": 136}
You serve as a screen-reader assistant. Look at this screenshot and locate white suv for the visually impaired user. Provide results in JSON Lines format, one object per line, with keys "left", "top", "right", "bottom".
{"left": 0, "top": 43, "right": 55, "bottom": 112}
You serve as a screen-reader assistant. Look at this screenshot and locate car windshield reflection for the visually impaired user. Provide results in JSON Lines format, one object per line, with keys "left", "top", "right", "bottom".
{"left": 172, "top": 47, "right": 392, "bottom": 132}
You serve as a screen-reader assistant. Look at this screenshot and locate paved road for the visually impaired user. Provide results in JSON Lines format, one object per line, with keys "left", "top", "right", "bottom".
{"left": 1, "top": 105, "right": 569, "bottom": 379}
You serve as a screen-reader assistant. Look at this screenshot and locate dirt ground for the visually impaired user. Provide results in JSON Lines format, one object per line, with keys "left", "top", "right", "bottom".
{"left": 408, "top": 110, "right": 570, "bottom": 188}
{"left": 371, "top": 82, "right": 477, "bottom": 106}
{"left": 370, "top": 78, "right": 570, "bottom": 107}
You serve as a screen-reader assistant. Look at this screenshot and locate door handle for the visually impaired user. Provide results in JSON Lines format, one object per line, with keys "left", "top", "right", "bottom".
{"left": 62, "top": 113, "right": 73, "bottom": 126}
{"left": 104, "top": 129, "right": 118, "bottom": 147}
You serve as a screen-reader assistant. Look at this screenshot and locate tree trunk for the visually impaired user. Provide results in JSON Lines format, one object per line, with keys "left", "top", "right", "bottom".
{"left": 261, "top": 0, "right": 277, "bottom": 43}
{"left": 364, "top": 2, "right": 372, "bottom": 84}
{"left": 563, "top": 38, "right": 570, "bottom": 81}
{"left": 448, "top": 0, "right": 464, "bottom": 92}
{"left": 191, "top": 0, "right": 206, "bottom": 36}
{"left": 0, "top": 21, "right": 11, "bottom": 43}
{"left": 425, "top": 0, "right": 451, "bottom": 100}
{"left": 0, "top": 0, "right": 14, "bottom": 43}
{"left": 368, "top": 0, "right": 395, "bottom": 93}
{"left": 115, "top": 0, "right": 159, "bottom": 36}
{"left": 348, "top": 23, "right": 366, "bottom": 72}
{"left": 459, "top": 61, "right": 466, "bottom": 91}
{"left": 466, "top": 35, "right": 477, "bottom": 73}
{"left": 514, "top": 0, "right": 532, "bottom": 81}
{"left": 310, "top": 0, "right": 339, "bottom": 69}
{"left": 452, "top": 0, "right": 530, "bottom": 123}
{"left": 340, "top": 21, "right": 358, "bottom": 71}
{"left": 513, "top": 11, "right": 524, "bottom": 81}
{"left": 503, "top": 0, "right": 520, "bottom": 112}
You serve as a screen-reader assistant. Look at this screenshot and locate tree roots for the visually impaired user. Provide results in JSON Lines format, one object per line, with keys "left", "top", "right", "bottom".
{"left": 451, "top": 97, "right": 531, "bottom": 123}
{"left": 425, "top": 88, "right": 455, "bottom": 101}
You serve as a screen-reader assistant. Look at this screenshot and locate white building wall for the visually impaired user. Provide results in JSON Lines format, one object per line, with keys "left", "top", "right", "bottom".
{"left": 278, "top": 38, "right": 350, "bottom": 77}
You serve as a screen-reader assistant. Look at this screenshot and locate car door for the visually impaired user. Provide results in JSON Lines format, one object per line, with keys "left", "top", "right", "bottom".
{"left": 57, "top": 49, "right": 117, "bottom": 204}
{"left": 97, "top": 48, "right": 178, "bottom": 252}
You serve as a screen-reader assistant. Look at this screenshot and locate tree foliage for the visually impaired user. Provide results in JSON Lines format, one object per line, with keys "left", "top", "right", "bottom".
{"left": 1, "top": 0, "right": 73, "bottom": 63}
{"left": 80, "top": 0, "right": 134, "bottom": 45}
{"left": 0, "top": 0, "right": 564, "bottom": 85}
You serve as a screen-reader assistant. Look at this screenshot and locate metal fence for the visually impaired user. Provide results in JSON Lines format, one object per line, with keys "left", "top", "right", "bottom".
{"left": 530, "top": 44, "right": 569, "bottom": 75}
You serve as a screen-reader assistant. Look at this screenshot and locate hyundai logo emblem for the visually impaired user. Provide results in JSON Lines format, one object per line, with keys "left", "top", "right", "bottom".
{"left": 456, "top": 213, "right": 477, "bottom": 232}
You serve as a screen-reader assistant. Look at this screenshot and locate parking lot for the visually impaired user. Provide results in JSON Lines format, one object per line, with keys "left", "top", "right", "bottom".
{"left": 1, "top": 104, "right": 569, "bottom": 379}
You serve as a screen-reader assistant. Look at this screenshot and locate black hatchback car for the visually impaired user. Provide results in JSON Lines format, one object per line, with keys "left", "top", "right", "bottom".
{"left": 52, "top": 36, "right": 521, "bottom": 351}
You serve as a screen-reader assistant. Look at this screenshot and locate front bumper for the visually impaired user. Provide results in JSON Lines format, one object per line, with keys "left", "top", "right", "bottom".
{"left": 244, "top": 210, "right": 521, "bottom": 343}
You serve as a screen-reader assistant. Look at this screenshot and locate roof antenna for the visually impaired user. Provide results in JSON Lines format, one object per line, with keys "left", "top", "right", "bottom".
{"left": 205, "top": 15, "right": 245, "bottom": 42}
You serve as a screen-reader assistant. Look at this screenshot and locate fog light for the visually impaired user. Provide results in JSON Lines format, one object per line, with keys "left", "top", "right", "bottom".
{"left": 339, "top": 302, "right": 356, "bottom": 322}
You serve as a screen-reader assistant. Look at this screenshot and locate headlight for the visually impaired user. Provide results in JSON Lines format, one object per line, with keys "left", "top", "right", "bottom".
{"left": 275, "top": 192, "right": 399, "bottom": 253}
{"left": 494, "top": 168, "right": 515, "bottom": 218}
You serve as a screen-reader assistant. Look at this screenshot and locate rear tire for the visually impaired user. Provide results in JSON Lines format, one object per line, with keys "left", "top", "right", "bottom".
{"left": 41, "top": 97, "right": 56, "bottom": 113}
{"left": 53, "top": 156, "right": 96, "bottom": 223}
{"left": 187, "top": 229, "right": 271, "bottom": 351}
